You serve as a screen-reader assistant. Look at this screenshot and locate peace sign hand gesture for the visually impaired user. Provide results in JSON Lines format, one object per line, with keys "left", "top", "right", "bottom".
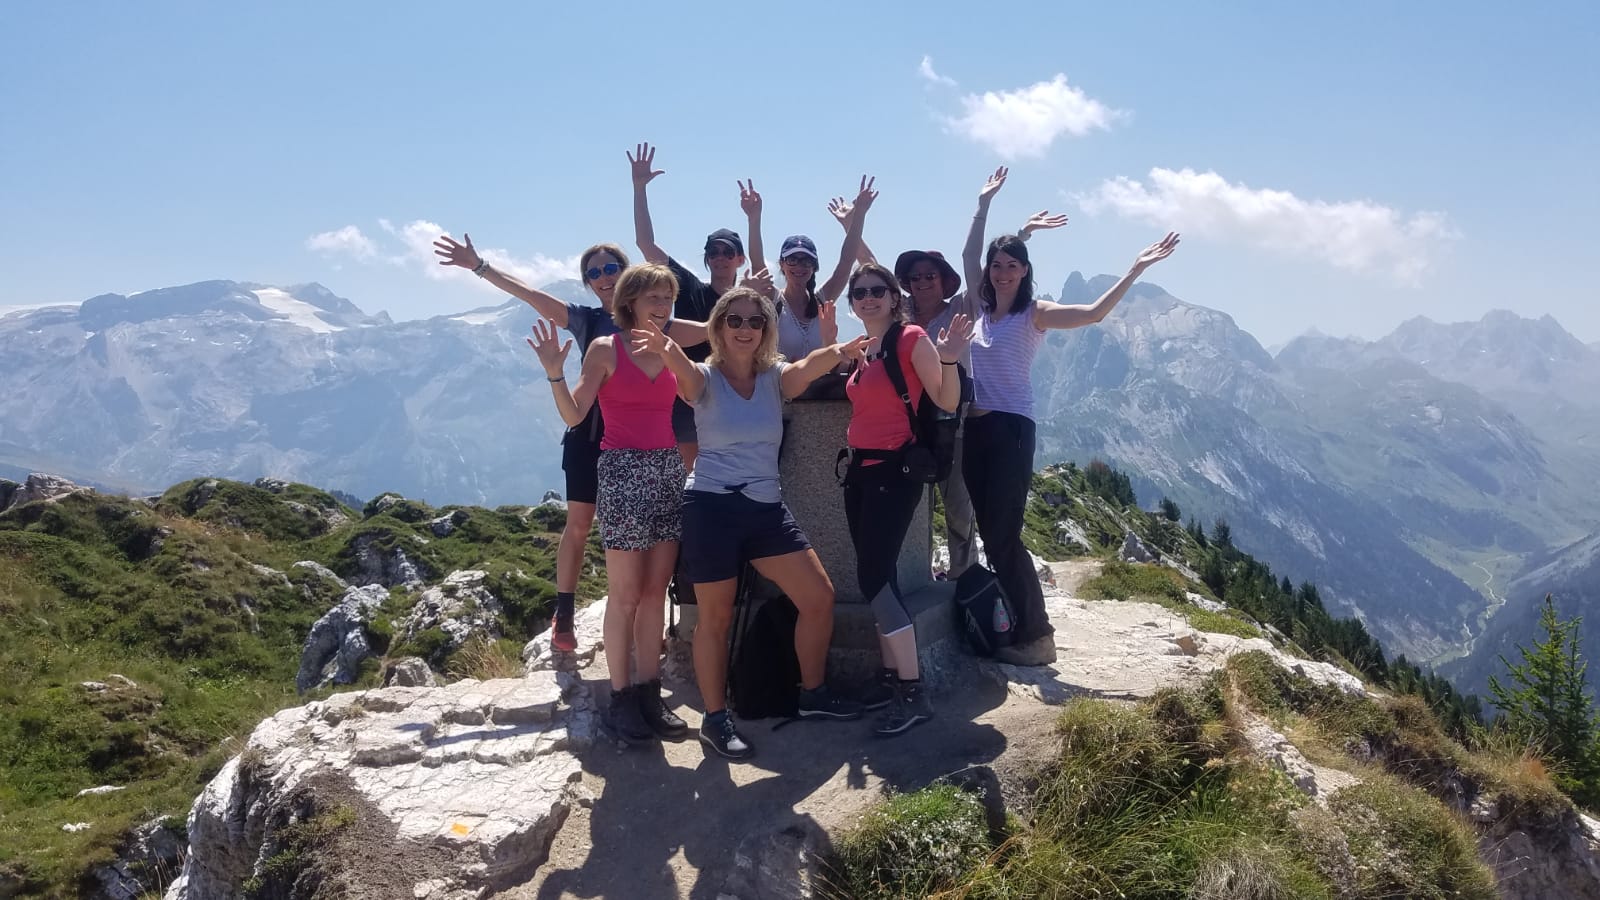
{"left": 628, "top": 142, "right": 665, "bottom": 187}
{"left": 738, "top": 179, "right": 763, "bottom": 217}
{"left": 526, "top": 318, "right": 572, "bottom": 378}
{"left": 851, "top": 176, "right": 878, "bottom": 215}
{"left": 1134, "top": 232, "right": 1181, "bottom": 271}
{"left": 433, "top": 233, "right": 483, "bottom": 270}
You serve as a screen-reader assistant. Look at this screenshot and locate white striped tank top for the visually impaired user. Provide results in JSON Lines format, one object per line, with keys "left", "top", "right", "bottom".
{"left": 970, "top": 306, "right": 1045, "bottom": 420}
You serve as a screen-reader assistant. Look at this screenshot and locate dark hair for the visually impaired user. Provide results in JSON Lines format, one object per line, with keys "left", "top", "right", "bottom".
{"left": 579, "top": 243, "right": 630, "bottom": 281}
{"left": 980, "top": 234, "right": 1034, "bottom": 317}
{"left": 847, "top": 263, "right": 907, "bottom": 323}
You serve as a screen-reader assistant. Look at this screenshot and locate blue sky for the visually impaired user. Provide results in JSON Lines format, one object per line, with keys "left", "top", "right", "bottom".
{"left": 2, "top": 2, "right": 1596, "bottom": 345}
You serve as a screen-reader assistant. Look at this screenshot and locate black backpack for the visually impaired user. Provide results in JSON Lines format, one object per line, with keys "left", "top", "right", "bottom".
{"left": 953, "top": 564, "right": 1017, "bottom": 656}
{"left": 881, "top": 321, "right": 969, "bottom": 484}
{"left": 727, "top": 568, "right": 800, "bottom": 719}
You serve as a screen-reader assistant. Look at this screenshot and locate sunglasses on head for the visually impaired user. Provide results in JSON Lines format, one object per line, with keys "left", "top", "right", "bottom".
{"left": 722, "top": 313, "right": 767, "bottom": 331}
{"left": 849, "top": 285, "right": 892, "bottom": 301}
{"left": 584, "top": 262, "right": 623, "bottom": 281}
{"left": 905, "top": 272, "right": 941, "bottom": 284}
{"left": 705, "top": 246, "right": 739, "bottom": 260}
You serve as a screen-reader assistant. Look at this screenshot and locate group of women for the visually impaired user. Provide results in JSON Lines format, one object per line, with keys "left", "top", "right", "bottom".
{"left": 432, "top": 145, "right": 1179, "bottom": 759}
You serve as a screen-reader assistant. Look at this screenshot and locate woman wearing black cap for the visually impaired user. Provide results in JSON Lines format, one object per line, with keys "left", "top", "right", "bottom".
{"left": 961, "top": 166, "right": 1179, "bottom": 666}
{"left": 630, "top": 142, "right": 747, "bottom": 472}
{"left": 738, "top": 179, "right": 871, "bottom": 362}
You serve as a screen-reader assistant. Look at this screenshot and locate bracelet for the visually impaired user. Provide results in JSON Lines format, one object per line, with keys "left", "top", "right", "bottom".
{"left": 472, "top": 259, "right": 491, "bottom": 277}
{"left": 546, "top": 376, "right": 565, "bottom": 383}
{"left": 940, "top": 360, "right": 958, "bottom": 366}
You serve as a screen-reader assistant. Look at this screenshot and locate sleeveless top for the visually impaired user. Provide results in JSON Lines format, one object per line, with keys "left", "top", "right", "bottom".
{"left": 970, "top": 306, "right": 1044, "bottom": 420}
{"left": 684, "top": 362, "right": 789, "bottom": 503}
{"left": 846, "top": 325, "right": 927, "bottom": 451}
{"left": 597, "top": 336, "right": 678, "bottom": 451}
{"left": 777, "top": 293, "right": 824, "bottom": 362}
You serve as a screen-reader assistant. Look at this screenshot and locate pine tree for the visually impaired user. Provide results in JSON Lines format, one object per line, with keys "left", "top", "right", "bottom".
{"left": 1488, "top": 594, "right": 1600, "bottom": 804}
{"left": 1159, "top": 497, "right": 1182, "bottom": 522}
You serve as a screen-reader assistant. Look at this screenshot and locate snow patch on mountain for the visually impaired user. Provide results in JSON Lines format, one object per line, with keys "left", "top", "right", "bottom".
{"left": 251, "top": 288, "right": 344, "bottom": 333}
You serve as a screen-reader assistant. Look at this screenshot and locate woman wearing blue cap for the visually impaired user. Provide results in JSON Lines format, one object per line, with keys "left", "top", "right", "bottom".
{"left": 738, "top": 180, "right": 870, "bottom": 362}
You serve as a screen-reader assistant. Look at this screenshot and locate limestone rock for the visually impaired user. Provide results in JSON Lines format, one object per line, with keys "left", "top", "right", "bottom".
{"left": 293, "top": 559, "right": 348, "bottom": 590}
{"left": 90, "top": 816, "right": 187, "bottom": 900}
{"left": 523, "top": 598, "right": 608, "bottom": 673}
{"left": 352, "top": 533, "right": 426, "bottom": 589}
{"left": 538, "top": 490, "right": 566, "bottom": 510}
{"left": 429, "top": 510, "right": 468, "bottom": 538}
{"left": 1187, "top": 591, "right": 1227, "bottom": 613}
{"left": 1119, "top": 530, "right": 1157, "bottom": 563}
{"left": 399, "top": 570, "right": 503, "bottom": 654}
{"left": 1474, "top": 797, "right": 1600, "bottom": 900}
{"left": 717, "top": 819, "right": 830, "bottom": 900}
{"left": 1240, "top": 715, "right": 1358, "bottom": 803}
{"left": 385, "top": 657, "right": 441, "bottom": 688}
{"left": 164, "top": 676, "right": 587, "bottom": 900}
{"left": 0, "top": 472, "right": 91, "bottom": 513}
{"left": 250, "top": 563, "right": 290, "bottom": 587}
{"left": 296, "top": 585, "right": 388, "bottom": 692}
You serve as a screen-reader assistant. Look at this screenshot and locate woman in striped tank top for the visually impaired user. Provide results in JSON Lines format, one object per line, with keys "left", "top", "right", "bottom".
{"left": 961, "top": 166, "right": 1180, "bottom": 666}
{"left": 528, "top": 264, "right": 711, "bottom": 745}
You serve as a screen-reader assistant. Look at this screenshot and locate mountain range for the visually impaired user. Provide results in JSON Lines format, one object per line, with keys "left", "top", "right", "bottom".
{"left": 2, "top": 276, "right": 1598, "bottom": 669}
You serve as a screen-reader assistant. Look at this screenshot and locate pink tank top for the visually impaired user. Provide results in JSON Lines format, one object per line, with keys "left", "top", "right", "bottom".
{"left": 598, "top": 336, "right": 679, "bottom": 451}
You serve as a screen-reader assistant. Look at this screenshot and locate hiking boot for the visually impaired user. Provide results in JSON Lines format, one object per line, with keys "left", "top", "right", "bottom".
{"left": 601, "top": 686, "right": 655, "bottom": 745}
{"left": 874, "top": 681, "right": 933, "bottom": 737}
{"left": 551, "top": 625, "right": 577, "bottom": 653}
{"left": 699, "top": 710, "right": 755, "bottom": 760}
{"left": 858, "top": 668, "right": 897, "bottom": 711}
{"left": 797, "top": 684, "right": 862, "bottom": 720}
{"left": 636, "top": 678, "right": 688, "bottom": 739}
{"left": 993, "top": 633, "right": 1058, "bottom": 667}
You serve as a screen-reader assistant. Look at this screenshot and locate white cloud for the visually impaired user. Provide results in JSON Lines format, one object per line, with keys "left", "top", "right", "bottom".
{"left": 942, "top": 74, "right": 1123, "bottom": 159}
{"left": 1076, "top": 167, "right": 1457, "bottom": 283}
{"left": 918, "top": 55, "right": 956, "bottom": 87}
{"left": 305, "top": 225, "right": 378, "bottom": 260}
{"left": 306, "top": 219, "right": 579, "bottom": 291}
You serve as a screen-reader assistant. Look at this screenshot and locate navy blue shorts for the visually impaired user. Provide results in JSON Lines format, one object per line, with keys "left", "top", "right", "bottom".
{"left": 681, "top": 490, "right": 810, "bottom": 584}
{"left": 672, "top": 397, "right": 697, "bottom": 444}
{"left": 561, "top": 431, "right": 602, "bottom": 505}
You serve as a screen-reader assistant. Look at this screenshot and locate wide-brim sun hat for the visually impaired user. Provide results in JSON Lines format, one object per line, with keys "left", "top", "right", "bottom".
{"left": 893, "top": 249, "right": 961, "bottom": 300}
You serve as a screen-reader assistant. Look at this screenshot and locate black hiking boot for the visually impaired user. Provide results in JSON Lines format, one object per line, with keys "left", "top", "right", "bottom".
{"left": 797, "top": 684, "right": 862, "bottom": 720}
{"left": 636, "top": 678, "right": 689, "bottom": 739}
{"left": 699, "top": 710, "right": 755, "bottom": 760}
{"left": 601, "top": 686, "right": 655, "bottom": 745}
{"left": 874, "top": 680, "right": 933, "bottom": 737}
{"left": 858, "top": 668, "right": 897, "bottom": 711}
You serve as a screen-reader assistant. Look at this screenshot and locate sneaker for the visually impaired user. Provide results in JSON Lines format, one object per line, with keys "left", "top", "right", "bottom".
{"left": 699, "top": 710, "right": 755, "bottom": 760}
{"left": 601, "top": 686, "right": 655, "bottom": 745}
{"left": 551, "top": 626, "right": 577, "bottom": 653}
{"left": 858, "top": 668, "right": 897, "bottom": 711}
{"left": 875, "top": 681, "right": 933, "bottom": 737}
{"left": 797, "top": 685, "right": 862, "bottom": 720}
{"left": 636, "top": 678, "right": 689, "bottom": 739}
{"left": 993, "top": 633, "right": 1058, "bottom": 667}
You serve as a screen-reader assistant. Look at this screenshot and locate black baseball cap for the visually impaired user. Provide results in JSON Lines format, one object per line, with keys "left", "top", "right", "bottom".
{"left": 704, "top": 228, "right": 744, "bottom": 257}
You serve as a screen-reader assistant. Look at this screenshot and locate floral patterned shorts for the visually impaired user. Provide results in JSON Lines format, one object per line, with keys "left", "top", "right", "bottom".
{"left": 597, "top": 448, "right": 686, "bottom": 551}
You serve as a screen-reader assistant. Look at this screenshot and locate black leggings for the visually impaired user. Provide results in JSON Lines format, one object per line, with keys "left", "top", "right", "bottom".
{"left": 843, "top": 459, "right": 925, "bottom": 634}
{"left": 963, "top": 412, "right": 1050, "bottom": 642}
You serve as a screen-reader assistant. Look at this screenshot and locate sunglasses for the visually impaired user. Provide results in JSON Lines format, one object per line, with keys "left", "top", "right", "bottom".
{"left": 849, "top": 285, "right": 892, "bottom": 301}
{"left": 722, "top": 313, "right": 768, "bottom": 331}
{"left": 705, "top": 247, "right": 740, "bottom": 260}
{"left": 584, "top": 262, "right": 623, "bottom": 281}
{"left": 905, "top": 272, "right": 941, "bottom": 284}
{"left": 782, "top": 254, "right": 816, "bottom": 267}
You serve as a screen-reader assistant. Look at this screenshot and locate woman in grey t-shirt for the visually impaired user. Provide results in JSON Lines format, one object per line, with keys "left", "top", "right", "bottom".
{"left": 633, "top": 281, "right": 871, "bottom": 760}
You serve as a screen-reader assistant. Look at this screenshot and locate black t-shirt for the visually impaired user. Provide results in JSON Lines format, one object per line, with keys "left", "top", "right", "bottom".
{"left": 667, "top": 257, "right": 720, "bottom": 363}
{"left": 563, "top": 303, "right": 620, "bottom": 444}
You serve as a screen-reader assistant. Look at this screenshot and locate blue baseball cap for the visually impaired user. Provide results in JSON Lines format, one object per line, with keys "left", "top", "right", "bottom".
{"left": 779, "top": 234, "right": 818, "bottom": 261}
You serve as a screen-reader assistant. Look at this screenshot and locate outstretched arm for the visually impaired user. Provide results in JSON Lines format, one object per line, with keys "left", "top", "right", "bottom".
{"left": 435, "top": 233, "right": 570, "bottom": 328}
{"left": 828, "top": 197, "right": 877, "bottom": 266}
{"left": 781, "top": 334, "right": 871, "bottom": 399}
{"left": 739, "top": 180, "right": 770, "bottom": 286}
{"left": 526, "top": 319, "right": 607, "bottom": 426}
{"left": 631, "top": 320, "right": 706, "bottom": 403}
{"left": 1034, "top": 233, "right": 1181, "bottom": 330}
{"left": 629, "top": 142, "right": 669, "bottom": 264}
{"left": 963, "top": 167, "right": 1007, "bottom": 310}
{"left": 820, "top": 176, "right": 877, "bottom": 302}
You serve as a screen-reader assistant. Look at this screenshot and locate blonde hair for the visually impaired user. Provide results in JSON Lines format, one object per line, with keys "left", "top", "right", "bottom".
{"left": 610, "top": 263, "right": 679, "bottom": 330}
{"left": 707, "top": 287, "right": 782, "bottom": 372}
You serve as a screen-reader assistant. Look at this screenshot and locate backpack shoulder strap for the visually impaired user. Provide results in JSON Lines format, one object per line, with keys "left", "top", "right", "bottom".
{"left": 881, "top": 322, "right": 923, "bottom": 441}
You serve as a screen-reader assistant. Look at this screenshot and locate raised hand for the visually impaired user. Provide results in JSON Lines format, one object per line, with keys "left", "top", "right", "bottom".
{"left": 1022, "top": 210, "right": 1070, "bottom": 236}
{"left": 852, "top": 175, "right": 879, "bottom": 214}
{"left": 1134, "top": 232, "right": 1181, "bottom": 271}
{"left": 629, "top": 319, "right": 672, "bottom": 357}
{"left": 979, "top": 166, "right": 1008, "bottom": 204}
{"left": 433, "top": 233, "right": 482, "bottom": 270}
{"left": 738, "top": 179, "right": 763, "bottom": 217}
{"left": 628, "top": 142, "right": 665, "bottom": 187}
{"left": 827, "top": 196, "right": 853, "bottom": 230}
{"left": 526, "top": 318, "right": 572, "bottom": 377}
{"left": 837, "top": 333, "right": 871, "bottom": 363}
{"left": 739, "top": 267, "right": 774, "bottom": 297}
{"left": 936, "top": 312, "right": 975, "bottom": 362}
{"left": 818, "top": 300, "right": 839, "bottom": 345}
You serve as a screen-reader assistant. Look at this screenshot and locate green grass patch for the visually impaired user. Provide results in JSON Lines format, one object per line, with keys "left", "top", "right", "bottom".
{"left": 826, "top": 785, "right": 993, "bottom": 900}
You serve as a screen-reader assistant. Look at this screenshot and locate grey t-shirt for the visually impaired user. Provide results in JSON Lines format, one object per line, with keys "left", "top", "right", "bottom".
{"left": 684, "top": 362, "right": 789, "bottom": 504}
{"left": 922, "top": 290, "right": 972, "bottom": 369}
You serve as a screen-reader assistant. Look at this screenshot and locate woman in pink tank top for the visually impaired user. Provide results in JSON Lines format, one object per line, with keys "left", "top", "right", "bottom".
{"left": 528, "top": 263, "right": 712, "bottom": 746}
{"left": 959, "top": 166, "right": 1181, "bottom": 668}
